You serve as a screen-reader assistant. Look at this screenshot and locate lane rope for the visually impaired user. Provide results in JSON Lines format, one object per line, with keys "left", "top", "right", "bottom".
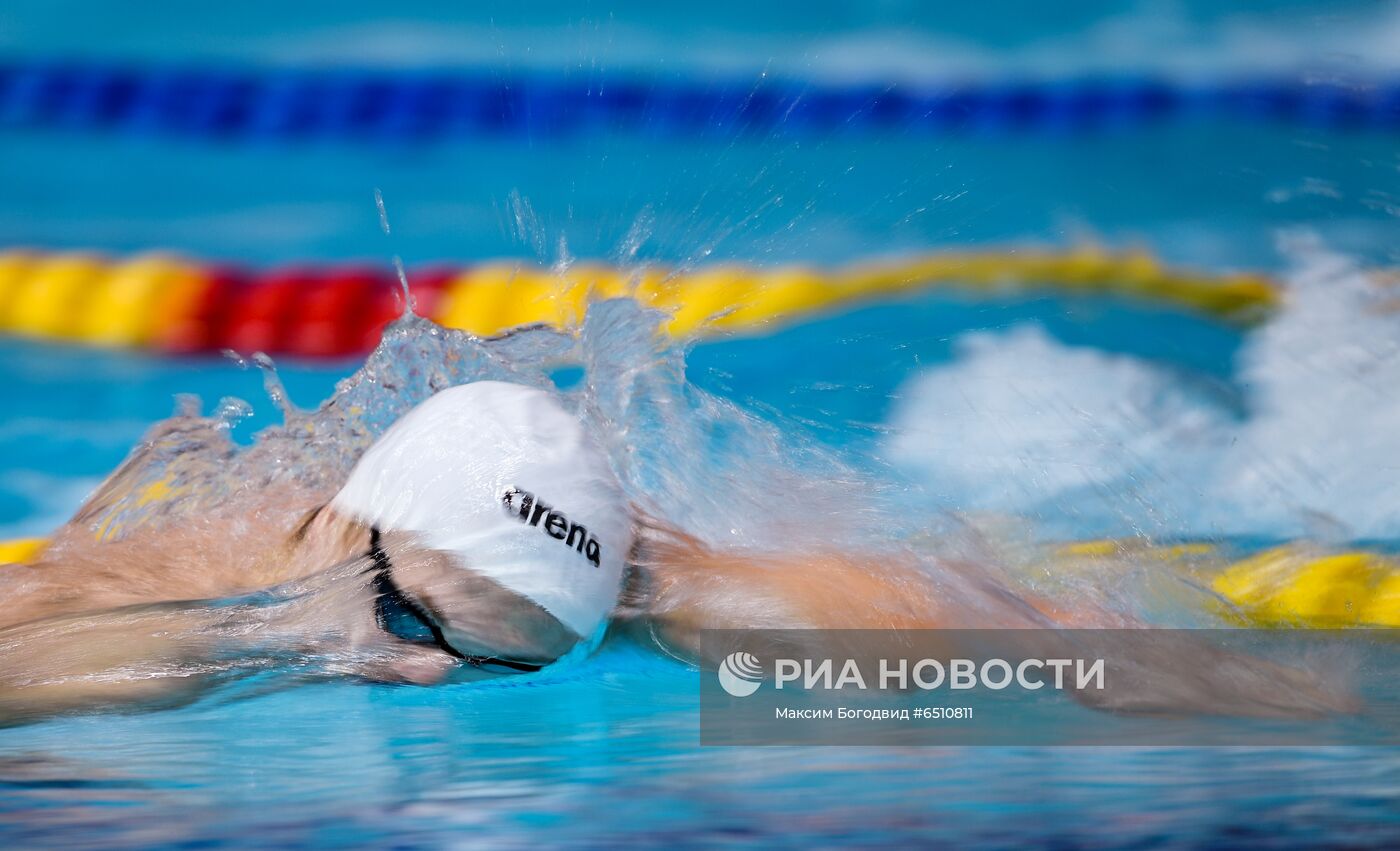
{"left": 0, "top": 247, "right": 1279, "bottom": 357}
{"left": 1, "top": 61, "right": 1398, "bottom": 142}
{"left": 1053, "top": 540, "right": 1399, "bottom": 629}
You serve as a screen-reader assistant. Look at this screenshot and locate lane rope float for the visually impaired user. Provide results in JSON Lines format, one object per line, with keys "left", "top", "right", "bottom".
{"left": 1, "top": 61, "right": 1398, "bottom": 142}
{"left": 1047, "top": 539, "right": 1399, "bottom": 628}
{"left": 0, "top": 247, "right": 1280, "bottom": 357}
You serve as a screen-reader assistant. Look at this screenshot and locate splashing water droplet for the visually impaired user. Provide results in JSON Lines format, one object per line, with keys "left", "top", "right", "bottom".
{"left": 213, "top": 396, "right": 253, "bottom": 429}
{"left": 507, "top": 189, "right": 548, "bottom": 261}
{"left": 392, "top": 256, "right": 415, "bottom": 316}
{"left": 616, "top": 206, "right": 655, "bottom": 265}
{"left": 371, "top": 189, "right": 415, "bottom": 318}
{"left": 250, "top": 352, "right": 299, "bottom": 424}
{"left": 374, "top": 188, "right": 391, "bottom": 235}
{"left": 552, "top": 234, "right": 574, "bottom": 277}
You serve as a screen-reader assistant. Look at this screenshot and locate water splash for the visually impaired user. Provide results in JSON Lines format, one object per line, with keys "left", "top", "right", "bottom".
{"left": 615, "top": 205, "right": 655, "bottom": 265}
{"left": 551, "top": 234, "right": 573, "bottom": 277}
{"left": 65, "top": 291, "right": 918, "bottom": 586}
{"left": 212, "top": 396, "right": 253, "bottom": 430}
{"left": 391, "top": 256, "right": 414, "bottom": 316}
{"left": 373, "top": 187, "right": 391, "bottom": 235}
{"left": 373, "top": 189, "right": 416, "bottom": 317}
{"left": 506, "top": 190, "right": 548, "bottom": 262}
{"left": 250, "top": 353, "right": 299, "bottom": 424}
{"left": 63, "top": 249, "right": 1343, "bottom": 630}
{"left": 885, "top": 233, "right": 1400, "bottom": 540}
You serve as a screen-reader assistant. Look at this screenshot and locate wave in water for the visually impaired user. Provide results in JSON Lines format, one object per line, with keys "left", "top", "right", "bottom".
{"left": 885, "top": 234, "right": 1400, "bottom": 541}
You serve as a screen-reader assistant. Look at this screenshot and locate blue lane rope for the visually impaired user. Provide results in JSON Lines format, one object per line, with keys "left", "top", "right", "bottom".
{"left": 1, "top": 60, "right": 1398, "bottom": 142}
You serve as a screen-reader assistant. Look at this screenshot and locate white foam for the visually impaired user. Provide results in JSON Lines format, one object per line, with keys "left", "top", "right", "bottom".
{"left": 1210, "top": 233, "right": 1400, "bottom": 537}
{"left": 885, "top": 234, "right": 1400, "bottom": 539}
{"left": 884, "top": 324, "right": 1226, "bottom": 536}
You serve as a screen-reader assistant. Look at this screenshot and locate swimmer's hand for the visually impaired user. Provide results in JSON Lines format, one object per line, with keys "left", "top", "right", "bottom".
{"left": 1061, "top": 631, "right": 1360, "bottom": 720}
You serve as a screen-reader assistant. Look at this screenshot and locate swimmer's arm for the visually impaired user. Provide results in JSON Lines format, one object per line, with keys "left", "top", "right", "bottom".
{"left": 618, "top": 517, "right": 966, "bottom": 664}
{"left": 0, "top": 563, "right": 456, "bottom": 726}
{"left": 619, "top": 519, "right": 1356, "bottom": 718}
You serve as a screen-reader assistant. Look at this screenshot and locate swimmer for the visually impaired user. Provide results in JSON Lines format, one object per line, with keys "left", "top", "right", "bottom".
{"left": 0, "top": 382, "right": 1351, "bottom": 724}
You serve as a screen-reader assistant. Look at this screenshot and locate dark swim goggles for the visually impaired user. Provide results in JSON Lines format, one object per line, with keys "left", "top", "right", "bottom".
{"left": 367, "top": 527, "right": 542, "bottom": 674}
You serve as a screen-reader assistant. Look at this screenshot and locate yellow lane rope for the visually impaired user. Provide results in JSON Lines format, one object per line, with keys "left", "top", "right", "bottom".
{"left": 0, "top": 247, "right": 1281, "bottom": 356}
{"left": 1051, "top": 540, "right": 1398, "bottom": 628}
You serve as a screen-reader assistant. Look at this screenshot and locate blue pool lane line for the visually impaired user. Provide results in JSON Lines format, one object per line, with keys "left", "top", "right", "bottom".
{"left": 1, "top": 60, "right": 1398, "bottom": 142}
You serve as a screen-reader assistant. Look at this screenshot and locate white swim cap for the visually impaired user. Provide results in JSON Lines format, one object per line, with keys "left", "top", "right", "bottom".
{"left": 332, "top": 381, "right": 630, "bottom": 639}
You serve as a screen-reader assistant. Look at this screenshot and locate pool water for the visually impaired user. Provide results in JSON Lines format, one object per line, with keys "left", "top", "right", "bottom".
{"left": 4, "top": 2, "right": 1400, "bottom": 847}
